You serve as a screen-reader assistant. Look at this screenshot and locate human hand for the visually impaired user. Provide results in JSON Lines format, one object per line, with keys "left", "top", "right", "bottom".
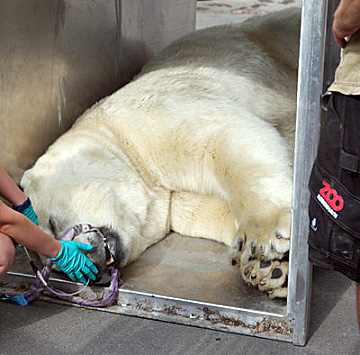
{"left": 13, "top": 198, "right": 38, "bottom": 225}
{"left": 50, "top": 240, "right": 98, "bottom": 284}
{"left": 333, "top": 0, "right": 360, "bottom": 48}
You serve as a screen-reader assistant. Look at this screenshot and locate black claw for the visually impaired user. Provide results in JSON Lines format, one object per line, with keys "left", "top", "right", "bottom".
{"left": 238, "top": 240, "right": 243, "bottom": 252}
{"left": 248, "top": 256, "right": 256, "bottom": 262}
{"left": 251, "top": 274, "right": 257, "bottom": 280}
{"left": 251, "top": 242, "right": 256, "bottom": 255}
{"left": 244, "top": 268, "right": 250, "bottom": 276}
{"left": 270, "top": 243, "right": 276, "bottom": 252}
{"left": 271, "top": 268, "right": 283, "bottom": 279}
{"left": 282, "top": 276, "right": 289, "bottom": 288}
{"left": 231, "top": 257, "right": 237, "bottom": 266}
{"left": 260, "top": 245, "right": 265, "bottom": 255}
{"left": 260, "top": 260, "right": 271, "bottom": 269}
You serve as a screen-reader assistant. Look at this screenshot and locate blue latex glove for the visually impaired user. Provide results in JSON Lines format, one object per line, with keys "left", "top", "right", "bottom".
{"left": 51, "top": 241, "right": 98, "bottom": 284}
{"left": 13, "top": 197, "right": 39, "bottom": 225}
{"left": 0, "top": 294, "right": 28, "bottom": 306}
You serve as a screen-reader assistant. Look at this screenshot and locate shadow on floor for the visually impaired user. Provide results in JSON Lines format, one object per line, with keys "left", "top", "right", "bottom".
{"left": 309, "top": 266, "right": 353, "bottom": 338}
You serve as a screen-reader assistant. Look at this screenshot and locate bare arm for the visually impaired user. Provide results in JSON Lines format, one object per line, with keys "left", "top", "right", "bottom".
{"left": 0, "top": 200, "right": 61, "bottom": 258}
{"left": 333, "top": 0, "right": 360, "bottom": 48}
{"left": 0, "top": 167, "right": 27, "bottom": 206}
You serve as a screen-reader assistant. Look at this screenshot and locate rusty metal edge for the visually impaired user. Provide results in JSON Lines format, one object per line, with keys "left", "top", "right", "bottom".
{"left": 1, "top": 272, "right": 294, "bottom": 342}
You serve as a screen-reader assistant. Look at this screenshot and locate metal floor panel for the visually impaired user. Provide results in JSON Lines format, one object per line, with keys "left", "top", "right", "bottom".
{"left": 122, "top": 234, "right": 287, "bottom": 313}
{"left": 2, "top": 233, "right": 292, "bottom": 342}
{"left": 6, "top": 233, "right": 286, "bottom": 315}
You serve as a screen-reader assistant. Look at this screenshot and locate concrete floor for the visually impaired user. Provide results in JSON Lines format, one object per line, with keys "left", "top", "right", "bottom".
{"left": 0, "top": 268, "right": 359, "bottom": 354}
{"left": 1, "top": 1, "right": 359, "bottom": 354}
{"left": 196, "top": 0, "right": 302, "bottom": 29}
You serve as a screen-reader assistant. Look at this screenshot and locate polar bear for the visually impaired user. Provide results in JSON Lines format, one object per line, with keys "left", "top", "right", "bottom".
{"left": 21, "top": 8, "right": 300, "bottom": 299}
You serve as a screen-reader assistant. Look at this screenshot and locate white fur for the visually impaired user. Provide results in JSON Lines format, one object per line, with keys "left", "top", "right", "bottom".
{"left": 21, "top": 8, "right": 300, "bottom": 296}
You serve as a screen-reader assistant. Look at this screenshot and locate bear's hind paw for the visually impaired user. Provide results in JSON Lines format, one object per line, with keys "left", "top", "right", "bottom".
{"left": 241, "top": 259, "right": 289, "bottom": 299}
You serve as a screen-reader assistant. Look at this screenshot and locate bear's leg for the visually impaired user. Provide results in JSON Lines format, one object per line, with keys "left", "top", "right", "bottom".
{"left": 212, "top": 123, "right": 292, "bottom": 297}
{"left": 170, "top": 191, "right": 237, "bottom": 246}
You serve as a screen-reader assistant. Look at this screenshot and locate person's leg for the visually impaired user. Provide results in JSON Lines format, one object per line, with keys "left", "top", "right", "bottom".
{"left": 0, "top": 232, "right": 16, "bottom": 278}
{"left": 357, "top": 283, "right": 360, "bottom": 332}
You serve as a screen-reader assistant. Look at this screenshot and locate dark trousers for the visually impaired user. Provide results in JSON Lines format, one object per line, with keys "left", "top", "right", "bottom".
{"left": 308, "top": 92, "right": 360, "bottom": 283}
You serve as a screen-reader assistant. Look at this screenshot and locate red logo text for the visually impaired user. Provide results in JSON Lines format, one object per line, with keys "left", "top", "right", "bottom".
{"left": 319, "top": 181, "right": 344, "bottom": 212}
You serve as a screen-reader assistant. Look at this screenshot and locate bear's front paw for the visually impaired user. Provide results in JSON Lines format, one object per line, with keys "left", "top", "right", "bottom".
{"left": 232, "top": 218, "right": 290, "bottom": 262}
{"left": 230, "top": 211, "right": 290, "bottom": 298}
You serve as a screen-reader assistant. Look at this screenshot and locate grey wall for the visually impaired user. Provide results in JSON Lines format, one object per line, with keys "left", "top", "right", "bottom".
{"left": 0, "top": 0, "right": 196, "bottom": 181}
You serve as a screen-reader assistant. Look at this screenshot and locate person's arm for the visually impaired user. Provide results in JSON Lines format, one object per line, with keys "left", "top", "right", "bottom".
{"left": 0, "top": 200, "right": 60, "bottom": 257}
{"left": 0, "top": 200, "right": 98, "bottom": 283}
{"left": 333, "top": 0, "right": 360, "bottom": 48}
{"left": 0, "top": 167, "right": 38, "bottom": 225}
{"left": 0, "top": 167, "right": 27, "bottom": 206}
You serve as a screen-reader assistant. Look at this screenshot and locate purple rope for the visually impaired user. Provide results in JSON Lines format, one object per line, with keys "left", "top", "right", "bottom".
{"left": 42, "top": 268, "right": 119, "bottom": 307}
{"left": 23, "top": 261, "right": 119, "bottom": 307}
{"left": 23, "top": 259, "right": 52, "bottom": 304}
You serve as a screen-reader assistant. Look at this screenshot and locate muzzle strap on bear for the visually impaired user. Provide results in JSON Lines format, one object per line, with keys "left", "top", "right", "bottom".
{"left": 21, "top": 224, "right": 120, "bottom": 307}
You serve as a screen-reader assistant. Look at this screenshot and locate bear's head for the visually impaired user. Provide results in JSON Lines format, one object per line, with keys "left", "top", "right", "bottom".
{"left": 20, "top": 140, "right": 142, "bottom": 284}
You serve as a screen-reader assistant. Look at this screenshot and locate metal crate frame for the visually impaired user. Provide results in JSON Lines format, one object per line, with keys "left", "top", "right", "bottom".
{"left": 1, "top": 0, "right": 334, "bottom": 346}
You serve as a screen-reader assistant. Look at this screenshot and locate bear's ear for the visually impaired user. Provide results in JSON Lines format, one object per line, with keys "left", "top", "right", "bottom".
{"left": 20, "top": 170, "right": 37, "bottom": 193}
{"left": 21, "top": 159, "right": 53, "bottom": 192}
{"left": 48, "top": 217, "right": 58, "bottom": 236}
